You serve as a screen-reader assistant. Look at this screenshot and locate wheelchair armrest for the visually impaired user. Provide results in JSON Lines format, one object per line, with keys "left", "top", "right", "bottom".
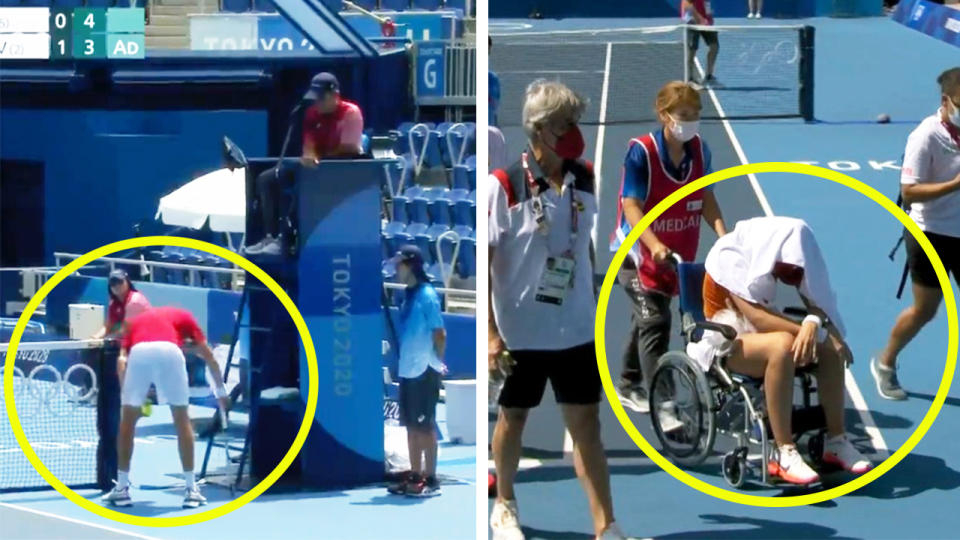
{"left": 784, "top": 306, "right": 808, "bottom": 318}
{"left": 692, "top": 321, "right": 738, "bottom": 341}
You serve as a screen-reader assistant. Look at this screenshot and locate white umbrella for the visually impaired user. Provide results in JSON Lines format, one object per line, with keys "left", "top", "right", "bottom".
{"left": 156, "top": 167, "right": 246, "bottom": 234}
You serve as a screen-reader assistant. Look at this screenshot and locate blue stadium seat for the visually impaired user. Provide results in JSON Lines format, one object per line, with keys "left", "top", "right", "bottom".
{"left": 222, "top": 0, "right": 250, "bottom": 12}
{"left": 458, "top": 237, "right": 476, "bottom": 278}
{"left": 84, "top": 0, "right": 115, "bottom": 6}
{"left": 405, "top": 222, "right": 428, "bottom": 237}
{"left": 465, "top": 154, "right": 477, "bottom": 191}
{"left": 413, "top": 233, "right": 434, "bottom": 264}
{"left": 254, "top": 0, "right": 276, "bottom": 12}
{"left": 452, "top": 224, "right": 473, "bottom": 239}
{"left": 409, "top": 124, "right": 443, "bottom": 172}
{"left": 391, "top": 231, "right": 416, "bottom": 253}
{"left": 392, "top": 194, "right": 410, "bottom": 223}
{"left": 412, "top": 0, "right": 442, "bottom": 9}
{"left": 453, "top": 198, "right": 472, "bottom": 228}
{"left": 429, "top": 195, "right": 453, "bottom": 226}
{"left": 0, "top": 0, "right": 20, "bottom": 6}
{"left": 445, "top": 0, "right": 466, "bottom": 10}
{"left": 452, "top": 164, "right": 470, "bottom": 191}
{"left": 392, "top": 122, "right": 416, "bottom": 155}
{"left": 444, "top": 123, "right": 470, "bottom": 167}
{"left": 55, "top": 0, "right": 85, "bottom": 6}
{"left": 449, "top": 187, "right": 469, "bottom": 202}
{"left": 384, "top": 221, "right": 406, "bottom": 236}
{"left": 408, "top": 194, "right": 430, "bottom": 225}
{"left": 380, "top": 0, "right": 409, "bottom": 10}
{"left": 382, "top": 259, "right": 397, "bottom": 280}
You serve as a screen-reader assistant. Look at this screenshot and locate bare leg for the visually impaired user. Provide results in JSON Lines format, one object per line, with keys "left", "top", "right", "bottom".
{"left": 706, "top": 42, "right": 719, "bottom": 78}
{"left": 407, "top": 429, "right": 421, "bottom": 474}
{"left": 878, "top": 283, "right": 941, "bottom": 369}
{"left": 815, "top": 343, "right": 846, "bottom": 437}
{"left": 493, "top": 407, "right": 528, "bottom": 502}
{"left": 725, "top": 332, "right": 796, "bottom": 445}
{"left": 561, "top": 403, "right": 613, "bottom": 538}
{"left": 422, "top": 428, "right": 438, "bottom": 478}
{"left": 117, "top": 406, "right": 141, "bottom": 472}
{"left": 171, "top": 406, "right": 195, "bottom": 472}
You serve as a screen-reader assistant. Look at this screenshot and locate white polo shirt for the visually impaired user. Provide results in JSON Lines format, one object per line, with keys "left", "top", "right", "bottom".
{"left": 901, "top": 111, "right": 960, "bottom": 239}
{"left": 488, "top": 156, "right": 598, "bottom": 351}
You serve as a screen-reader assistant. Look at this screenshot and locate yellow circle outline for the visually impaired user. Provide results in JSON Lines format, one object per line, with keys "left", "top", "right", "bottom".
{"left": 3, "top": 236, "right": 319, "bottom": 526}
{"left": 594, "top": 162, "right": 957, "bottom": 507}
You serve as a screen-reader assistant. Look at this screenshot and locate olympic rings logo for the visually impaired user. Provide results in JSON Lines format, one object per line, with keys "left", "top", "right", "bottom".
{"left": 3, "top": 361, "right": 99, "bottom": 415}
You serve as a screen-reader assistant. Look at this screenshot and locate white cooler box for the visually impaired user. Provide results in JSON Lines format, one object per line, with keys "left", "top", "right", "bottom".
{"left": 444, "top": 379, "right": 476, "bottom": 444}
{"left": 69, "top": 303, "right": 105, "bottom": 339}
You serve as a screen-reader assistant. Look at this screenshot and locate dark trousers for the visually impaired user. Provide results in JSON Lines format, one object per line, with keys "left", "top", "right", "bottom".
{"left": 255, "top": 164, "right": 296, "bottom": 237}
{"left": 618, "top": 262, "right": 672, "bottom": 392}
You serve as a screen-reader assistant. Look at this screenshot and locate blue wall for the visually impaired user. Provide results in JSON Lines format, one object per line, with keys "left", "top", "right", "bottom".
{"left": 491, "top": 0, "right": 881, "bottom": 18}
{"left": 0, "top": 109, "right": 266, "bottom": 264}
{"left": 44, "top": 275, "right": 241, "bottom": 344}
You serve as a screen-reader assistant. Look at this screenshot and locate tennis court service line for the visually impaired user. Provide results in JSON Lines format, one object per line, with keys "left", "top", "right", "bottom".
{"left": 0, "top": 503, "right": 164, "bottom": 540}
{"left": 692, "top": 57, "right": 890, "bottom": 458}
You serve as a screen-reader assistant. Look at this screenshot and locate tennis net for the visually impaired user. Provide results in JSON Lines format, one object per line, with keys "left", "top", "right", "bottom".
{"left": 1, "top": 338, "right": 119, "bottom": 492}
{"left": 491, "top": 24, "right": 814, "bottom": 126}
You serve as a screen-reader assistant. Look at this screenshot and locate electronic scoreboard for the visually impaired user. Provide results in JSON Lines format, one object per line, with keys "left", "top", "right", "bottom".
{"left": 0, "top": 6, "right": 145, "bottom": 60}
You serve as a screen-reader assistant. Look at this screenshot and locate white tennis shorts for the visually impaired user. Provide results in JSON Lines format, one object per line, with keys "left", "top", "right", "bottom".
{"left": 122, "top": 341, "right": 189, "bottom": 407}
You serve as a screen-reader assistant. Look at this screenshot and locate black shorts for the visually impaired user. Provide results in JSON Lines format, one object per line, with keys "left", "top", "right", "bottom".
{"left": 498, "top": 341, "right": 602, "bottom": 409}
{"left": 905, "top": 229, "right": 960, "bottom": 289}
{"left": 398, "top": 367, "right": 441, "bottom": 429}
{"left": 687, "top": 29, "right": 719, "bottom": 50}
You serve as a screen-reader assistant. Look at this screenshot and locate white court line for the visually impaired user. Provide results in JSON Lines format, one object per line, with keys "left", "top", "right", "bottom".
{"left": 496, "top": 70, "right": 605, "bottom": 75}
{"left": 694, "top": 57, "right": 890, "bottom": 457}
{"left": 0, "top": 502, "right": 164, "bottom": 540}
{"left": 489, "top": 456, "right": 651, "bottom": 471}
{"left": 565, "top": 42, "right": 615, "bottom": 457}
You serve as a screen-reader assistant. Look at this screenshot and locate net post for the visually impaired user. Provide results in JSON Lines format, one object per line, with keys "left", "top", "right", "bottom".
{"left": 96, "top": 340, "right": 120, "bottom": 492}
{"left": 799, "top": 25, "right": 815, "bottom": 122}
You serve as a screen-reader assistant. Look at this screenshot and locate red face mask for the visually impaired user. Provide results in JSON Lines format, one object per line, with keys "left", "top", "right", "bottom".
{"left": 545, "top": 124, "right": 585, "bottom": 160}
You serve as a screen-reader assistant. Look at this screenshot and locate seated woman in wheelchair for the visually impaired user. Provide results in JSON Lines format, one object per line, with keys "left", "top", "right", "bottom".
{"left": 697, "top": 216, "right": 872, "bottom": 485}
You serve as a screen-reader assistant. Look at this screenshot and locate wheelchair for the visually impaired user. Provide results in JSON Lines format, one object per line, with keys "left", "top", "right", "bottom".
{"left": 646, "top": 257, "right": 828, "bottom": 488}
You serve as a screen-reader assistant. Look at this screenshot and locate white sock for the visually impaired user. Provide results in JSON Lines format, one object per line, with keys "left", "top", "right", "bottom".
{"left": 826, "top": 434, "right": 846, "bottom": 446}
{"left": 184, "top": 471, "right": 195, "bottom": 489}
{"left": 118, "top": 470, "right": 130, "bottom": 489}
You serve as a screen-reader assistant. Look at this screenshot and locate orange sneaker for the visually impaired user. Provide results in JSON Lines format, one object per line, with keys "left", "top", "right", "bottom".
{"left": 768, "top": 445, "right": 820, "bottom": 485}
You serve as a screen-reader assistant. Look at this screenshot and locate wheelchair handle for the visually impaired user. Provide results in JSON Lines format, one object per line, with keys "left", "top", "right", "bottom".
{"left": 694, "top": 320, "right": 738, "bottom": 341}
{"left": 668, "top": 252, "right": 683, "bottom": 269}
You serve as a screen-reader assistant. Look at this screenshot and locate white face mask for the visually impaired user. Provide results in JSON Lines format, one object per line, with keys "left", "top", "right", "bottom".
{"left": 669, "top": 115, "right": 700, "bottom": 142}
{"left": 947, "top": 100, "right": 960, "bottom": 128}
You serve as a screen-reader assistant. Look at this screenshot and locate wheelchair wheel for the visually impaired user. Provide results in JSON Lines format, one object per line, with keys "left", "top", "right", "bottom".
{"left": 649, "top": 351, "right": 717, "bottom": 467}
{"left": 722, "top": 449, "right": 746, "bottom": 488}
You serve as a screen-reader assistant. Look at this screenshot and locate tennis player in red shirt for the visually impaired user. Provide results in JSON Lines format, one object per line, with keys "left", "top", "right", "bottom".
{"left": 102, "top": 307, "right": 228, "bottom": 509}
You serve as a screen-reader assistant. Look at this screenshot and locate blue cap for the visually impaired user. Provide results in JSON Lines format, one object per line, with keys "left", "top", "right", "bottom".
{"left": 304, "top": 72, "right": 340, "bottom": 101}
{"left": 392, "top": 245, "right": 428, "bottom": 281}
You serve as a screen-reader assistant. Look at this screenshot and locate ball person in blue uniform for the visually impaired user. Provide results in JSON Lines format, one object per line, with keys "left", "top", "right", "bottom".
{"left": 387, "top": 246, "right": 447, "bottom": 497}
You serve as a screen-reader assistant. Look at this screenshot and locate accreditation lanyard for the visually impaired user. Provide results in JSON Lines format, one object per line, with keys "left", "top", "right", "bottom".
{"left": 942, "top": 120, "right": 960, "bottom": 151}
{"left": 521, "top": 151, "right": 579, "bottom": 254}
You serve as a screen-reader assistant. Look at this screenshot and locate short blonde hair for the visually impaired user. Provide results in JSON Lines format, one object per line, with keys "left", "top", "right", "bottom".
{"left": 522, "top": 79, "right": 588, "bottom": 138}
{"left": 655, "top": 81, "right": 701, "bottom": 115}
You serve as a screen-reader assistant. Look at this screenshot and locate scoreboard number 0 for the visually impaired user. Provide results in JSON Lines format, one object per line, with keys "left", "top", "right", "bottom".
{"left": 54, "top": 12, "right": 67, "bottom": 29}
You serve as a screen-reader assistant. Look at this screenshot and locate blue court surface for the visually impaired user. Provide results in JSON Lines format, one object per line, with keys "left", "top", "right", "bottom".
{"left": 1, "top": 402, "right": 475, "bottom": 540}
{"left": 490, "top": 15, "right": 959, "bottom": 540}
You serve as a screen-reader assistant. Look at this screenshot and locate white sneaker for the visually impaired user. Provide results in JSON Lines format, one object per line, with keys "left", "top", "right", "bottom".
{"left": 756, "top": 13, "right": 763, "bottom": 19}
{"left": 243, "top": 236, "right": 273, "bottom": 255}
{"left": 490, "top": 499, "right": 525, "bottom": 540}
{"left": 598, "top": 521, "right": 646, "bottom": 540}
{"left": 183, "top": 485, "right": 207, "bottom": 509}
{"left": 258, "top": 236, "right": 282, "bottom": 256}
{"left": 102, "top": 484, "right": 132, "bottom": 507}
{"left": 823, "top": 435, "right": 873, "bottom": 474}
{"left": 748, "top": 12, "right": 756, "bottom": 18}
{"left": 768, "top": 444, "right": 819, "bottom": 485}
{"left": 656, "top": 401, "right": 683, "bottom": 433}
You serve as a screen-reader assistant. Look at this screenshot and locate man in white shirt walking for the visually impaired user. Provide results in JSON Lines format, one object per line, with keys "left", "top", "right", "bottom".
{"left": 873, "top": 67, "right": 960, "bottom": 400}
